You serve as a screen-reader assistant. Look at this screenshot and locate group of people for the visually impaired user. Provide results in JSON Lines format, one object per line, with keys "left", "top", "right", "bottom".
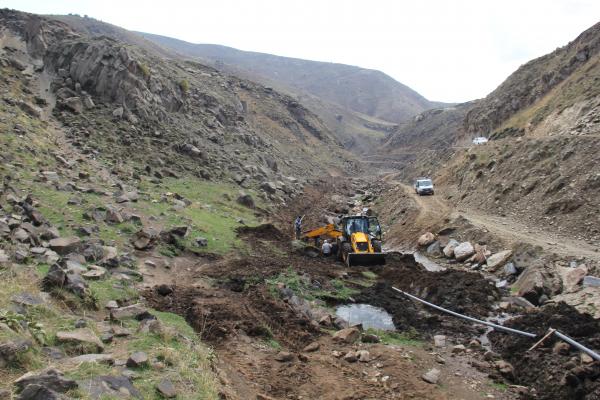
{"left": 294, "top": 215, "right": 334, "bottom": 257}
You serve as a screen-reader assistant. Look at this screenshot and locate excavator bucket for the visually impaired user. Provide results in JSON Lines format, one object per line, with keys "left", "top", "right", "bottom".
{"left": 346, "top": 252, "right": 386, "bottom": 267}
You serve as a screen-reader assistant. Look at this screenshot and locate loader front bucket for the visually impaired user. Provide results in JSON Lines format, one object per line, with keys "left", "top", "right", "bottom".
{"left": 346, "top": 252, "right": 386, "bottom": 267}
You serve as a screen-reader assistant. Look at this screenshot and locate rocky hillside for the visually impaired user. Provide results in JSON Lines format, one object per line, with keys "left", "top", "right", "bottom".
{"left": 138, "top": 32, "right": 441, "bottom": 124}
{"left": 6, "top": 10, "right": 356, "bottom": 197}
{"left": 381, "top": 20, "right": 600, "bottom": 244}
{"left": 0, "top": 9, "right": 359, "bottom": 397}
{"left": 464, "top": 21, "right": 600, "bottom": 136}
{"left": 41, "top": 15, "right": 429, "bottom": 154}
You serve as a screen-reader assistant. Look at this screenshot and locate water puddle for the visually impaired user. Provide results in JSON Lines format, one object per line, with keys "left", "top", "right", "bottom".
{"left": 335, "top": 303, "right": 396, "bottom": 330}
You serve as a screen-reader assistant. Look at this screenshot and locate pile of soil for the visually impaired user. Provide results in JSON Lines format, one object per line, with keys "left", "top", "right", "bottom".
{"left": 144, "top": 285, "right": 319, "bottom": 350}
{"left": 236, "top": 223, "right": 284, "bottom": 241}
{"left": 377, "top": 257, "right": 500, "bottom": 317}
{"left": 489, "top": 302, "right": 600, "bottom": 399}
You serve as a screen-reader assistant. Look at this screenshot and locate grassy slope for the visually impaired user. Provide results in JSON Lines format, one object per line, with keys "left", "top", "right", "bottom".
{"left": 0, "top": 65, "right": 267, "bottom": 397}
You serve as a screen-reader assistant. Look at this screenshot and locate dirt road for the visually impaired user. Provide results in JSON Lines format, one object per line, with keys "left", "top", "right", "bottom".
{"left": 389, "top": 178, "right": 599, "bottom": 261}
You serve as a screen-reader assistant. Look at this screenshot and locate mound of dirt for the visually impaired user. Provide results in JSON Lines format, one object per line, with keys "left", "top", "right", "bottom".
{"left": 377, "top": 258, "right": 500, "bottom": 317}
{"left": 489, "top": 302, "right": 600, "bottom": 399}
{"left": 144, "top": 285, "right": 319, "bottom": 349}
{"left": 236, "top": 223, "right": 284, "bottom": 241}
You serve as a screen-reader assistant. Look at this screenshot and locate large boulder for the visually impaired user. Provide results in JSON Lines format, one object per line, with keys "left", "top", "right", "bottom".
{"left": 0, "top": 339, "right": 33, "bottom": 368}
{"left": 260, "top": 182, "right": 277, "bottom": 194}
{"left": 131, "top": 228, "right": 158, "bottom": 250}
{"left": 48, "top": 237, "right": 81, "bottom": 256}
{"left": 486, "top": 250, "right": 513, "bottom": 272}
{"left": 42, "top": 263, "right": 89, "bottom": 297}
{"left": 333, "top": 327, "right": 361, "bottom": 344}
{"left": 560, "top": 265, "right": 588, "bottom": 292}
{"left": 442, "top": 239, "right": 460, "bottom": 258}
{"left": 417, "top": 232, "right": 435, "bottom": 247}
{"left": 110, "top": 304, "right": 149, "bottom": 320}
{"left": 55, "top": 329, "right": 104, "bottom": 353}
{"left": 512, "top": 261, "right": 562, "bottom": 305}
{"left": 236, "top": 193, "right": 255, "bottom": 208}
{"left": 14, "top": 368, "right": 77, "bottom": 393}
{"left": 453, "top": 242, "right": 475, "bottom": 261}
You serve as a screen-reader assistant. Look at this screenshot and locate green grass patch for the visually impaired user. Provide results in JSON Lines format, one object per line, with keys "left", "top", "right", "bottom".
{"left": 364, "top": 327, "right": 423, "bottom": 347}
{"left": 264, "top": 338, "right": 282, "bottom": 349}
{"left": 133, "top": 178, "right": 261, "bottom": 255}
{"left": 125, "top": 311, "right": 219, "bottom": 399}
{"left": 88, "top": 278, "right": 139, "bottom": 308}
{"left": 360, "top": 271, "right": 378, "bottom": 280}
{"left": 266, "top": 267, "right": 359, "bottom": 301}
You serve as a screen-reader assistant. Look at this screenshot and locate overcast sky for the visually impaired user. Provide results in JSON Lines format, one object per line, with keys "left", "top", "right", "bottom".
{"left": 4, "top": 0, "right": 600, "bottom": 102}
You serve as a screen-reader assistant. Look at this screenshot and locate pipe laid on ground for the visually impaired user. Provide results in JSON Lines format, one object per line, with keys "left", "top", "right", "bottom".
{"left": 391, "top": 286, "right": 600, "bottom": 361}
{"left": 554, "top": 330, "right": 600, "bottom": 361}
{"left": 391, "top": 286, "right": 537, "bottom": 338}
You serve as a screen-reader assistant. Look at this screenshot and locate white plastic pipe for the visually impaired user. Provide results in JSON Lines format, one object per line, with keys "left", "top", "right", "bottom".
{"left": 391, "top": 286, "right": 536, "bottom": 338}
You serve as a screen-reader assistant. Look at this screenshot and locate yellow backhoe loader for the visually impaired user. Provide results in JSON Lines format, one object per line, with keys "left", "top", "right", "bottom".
{"left": 301, "top": 215, "right": 385, "bottom": 267}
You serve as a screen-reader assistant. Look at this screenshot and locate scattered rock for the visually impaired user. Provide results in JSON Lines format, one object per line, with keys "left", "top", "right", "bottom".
{"left": 343, "top": 351, "right": 357, "bottom": 363}
{"left": 332, "top": 327, "right": 361, "bottom": 344}
{"left": 356, "top": 350, "right": 370, "bottom": 362}
{"left": 48, "top": 237, "right": 81, "bottom": 255}
{"left": 131, "top": 228, "right": 158, "bottom": 250}
{"left": 433, "top": 335, "right": 446, "bottom": 348}
{"left": 274, "top": 351, "right": 294, "bottom": 362}
{"left": 0, "top": 339, "right": 33, "bottom": 367}
{"left": 422, "top": 368, "right": 441, "bottom": 384}
{"left": 486, "top": 250, "right": 513, "bottom": 272}
{"left": 504, "top": 262, "right": 518, "bottom": 275}
{"left": 442, "top": 239, "right": 460, "bottom": 258}
{"left": 236, "top": 193, "right": 255, "bottom": 208}
{"left": 553, "top": 342, "right": 570, "bottom": 355}
{"left": 105, "top": 300, "right": 119, "bottom": 309}
{"left": 583, "top": 276, "right": 600, "bottom": 287}
{"left": 418, "top": 232, "right": 435, "bottom": 247}
{"left": 563, "top": 265, "right": 588, "bottom": 292}
{"left": 16, "top": 384, "right": 62, "bottom": 400}
{"left": 302, "top": 342, "right": 320, "bottom": 352}
{"left": 126, "top": 351, "right": 149, "bottom": 368}
{"left": 156, "top": 284, "right": 173, "bottom": 296}
{"left": 361, "top": 333, "right": 380, "bottom": 343}
{"left": 451, "top": 344, "right": 466, "bottom": 354}
{"left": 78, "top": 375, "right": 141, "bottom": 399}
{"left": 14, "top": 368, "right": 77, "bottom": 393}
{"left": 110, "top": 304, "right": 148, "bottom": 320}
{"left": 194, "top": 237, "right": 208, "bottom": 247}
{"left": 55, "top": 329, "right": 104, "bottom": 353}
{"left": 494, "top": 360, "right": 515, "bottom": 380}
{"left": 82, "top": 266, "right": 107, "bottom": 280}
{"left": 156, "top": 379, "right": 177, "bottom": 398}
{"left": 453, "top": 242, "right": 475, "bottom": 261}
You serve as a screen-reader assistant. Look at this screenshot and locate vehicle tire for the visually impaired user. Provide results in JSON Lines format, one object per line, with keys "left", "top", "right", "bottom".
{"left": 431, "top": 191, "right": 434, "bottom": 196}
{"left": 372, "top": 240, "right": 382, "bottom": 253}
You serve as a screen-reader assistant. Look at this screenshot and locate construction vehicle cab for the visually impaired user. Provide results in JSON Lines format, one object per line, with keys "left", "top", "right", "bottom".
{"left": 337, "top": 215, "right": 385, "bottom": 266}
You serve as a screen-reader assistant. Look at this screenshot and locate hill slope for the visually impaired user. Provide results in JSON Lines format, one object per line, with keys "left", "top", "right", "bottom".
{"left": 138, "top": 32, "right": 439, "bottom": 124}
{"left": 381, "top": 20, "right": 600, "bottom": 243}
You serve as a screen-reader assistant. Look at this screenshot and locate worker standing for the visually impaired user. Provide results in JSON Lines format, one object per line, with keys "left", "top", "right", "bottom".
{"left": 294, "top": 215, "right": 304, "bottom": 239}
{"left": 321, "top": 239, "right": 332, "bottom": 257}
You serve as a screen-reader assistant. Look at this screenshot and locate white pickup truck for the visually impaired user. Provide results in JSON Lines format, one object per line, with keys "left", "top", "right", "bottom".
{"left": 414, "top": 178, "right": 434, "bottom": 196}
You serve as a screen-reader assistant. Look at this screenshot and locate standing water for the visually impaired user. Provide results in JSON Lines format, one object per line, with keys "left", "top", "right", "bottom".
{"left": 335, "top": 304, "right": 396, "bottom": 330}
